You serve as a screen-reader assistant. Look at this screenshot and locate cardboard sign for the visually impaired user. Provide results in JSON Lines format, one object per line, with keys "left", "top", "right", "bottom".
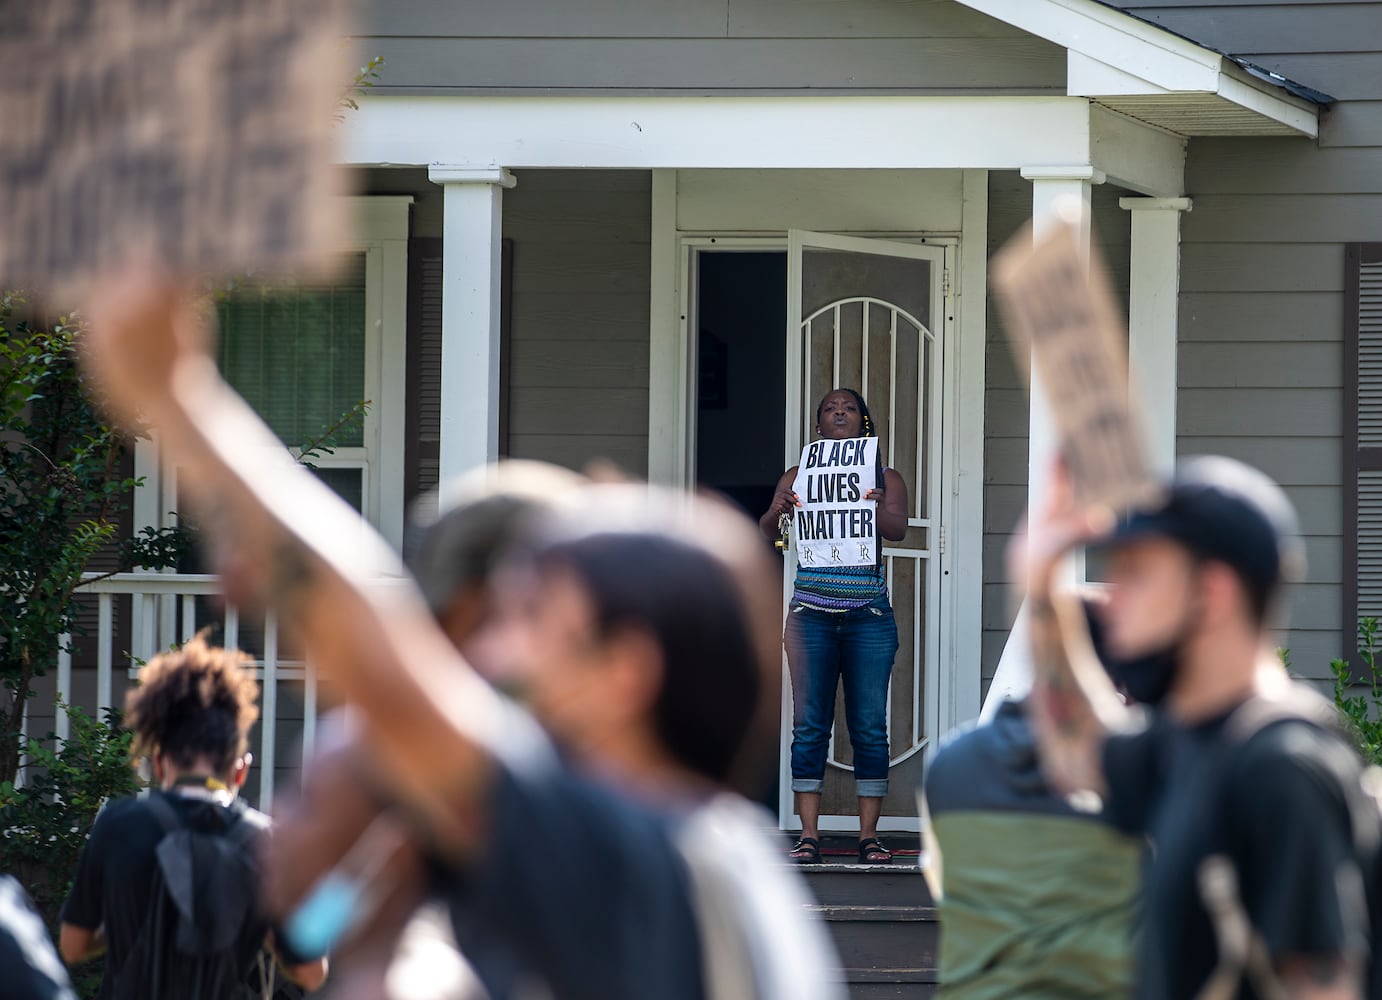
{"left": 0, "top": 0, "right": 348, "bottom": 296}
{"left": 791, "top": 437, "right": 880, "bottom": 568}
{"left": 992, "top": 219, "right": 1161, "bottom": 512}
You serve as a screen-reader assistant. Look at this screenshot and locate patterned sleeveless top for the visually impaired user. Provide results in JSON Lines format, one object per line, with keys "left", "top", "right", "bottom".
{"left": 792, "top": 563, "right": 886, "bottom": 612}
{"left": 792, "top": 463, "right": 887, "bottom": 611}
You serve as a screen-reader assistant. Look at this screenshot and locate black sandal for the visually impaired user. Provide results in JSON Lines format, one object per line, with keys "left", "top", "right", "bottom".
{"left": 788, "top": 837, "right": 821, "bottom": 864}
{"left": 858, "top": 837, "right": 893, "bottom": 864}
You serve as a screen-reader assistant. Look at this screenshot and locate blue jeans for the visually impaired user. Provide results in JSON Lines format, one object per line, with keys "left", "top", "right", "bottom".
{"left": 784, "top": 594, "right": 898, "bottom": 797}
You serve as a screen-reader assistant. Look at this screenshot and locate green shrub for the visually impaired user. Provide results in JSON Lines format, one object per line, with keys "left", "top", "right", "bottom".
{"left": 0, "top": 700, "right": 142, "bottom": 996}
{"left": 1331, "top": 617, "right": 1382, "bottom": 765}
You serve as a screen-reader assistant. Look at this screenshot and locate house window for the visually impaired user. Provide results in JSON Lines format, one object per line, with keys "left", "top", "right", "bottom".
{"left": 215, "top": 254, "right": 370, "bottom": 514}
{"left": 135, "top": 196, "right": 412, "bottom": 554}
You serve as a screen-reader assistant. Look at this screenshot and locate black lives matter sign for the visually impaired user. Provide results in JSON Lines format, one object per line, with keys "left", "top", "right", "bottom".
{"left": 791, "top": 437, "right": 880, "bottom": 568}
{"left": 0, "top": 0, "right": 347, "bottom": 296}
{"left": 992, "top": 220, "right": 1161, "bottom": 512}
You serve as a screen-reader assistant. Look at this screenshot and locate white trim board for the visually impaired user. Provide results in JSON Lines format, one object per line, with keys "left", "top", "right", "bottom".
{"left": 347, "top": 95, "right": 1187, "bottom": 197}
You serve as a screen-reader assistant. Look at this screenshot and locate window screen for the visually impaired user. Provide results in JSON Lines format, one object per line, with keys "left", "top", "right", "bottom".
{"left": 216, "top": 253, "right": 368, "bottom": 451}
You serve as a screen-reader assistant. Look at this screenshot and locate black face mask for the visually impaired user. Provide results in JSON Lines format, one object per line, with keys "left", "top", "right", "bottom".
{"left": 1082, "top": 597, "right": 1193, "bottom": 708}
{"left": 1102, "top": 642, "right": 1181, "bottom": 707}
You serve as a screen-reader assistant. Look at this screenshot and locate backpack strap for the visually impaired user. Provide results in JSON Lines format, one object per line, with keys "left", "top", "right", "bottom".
{"left": 144, "top": 792, "right": 185, "bottom": 836}
{"left": 1222, "top": 691, "right": 1340, "bottom": 749}
{"left": 1195, "top": 691, "right": 1347, "bottom": 1000}
{"left": 147, "top": 791, "right": 261, "bottom": 850}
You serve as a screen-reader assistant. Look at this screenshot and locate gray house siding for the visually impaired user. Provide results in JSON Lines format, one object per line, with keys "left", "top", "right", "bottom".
{"left": 1115, "top": 1, "right": 1382, "bottom": 676}
{"left": 364, "top": 167, "right": 653, "bottom": 490}
{"left": 356, "top": 0, "right": 1065, "bottom": 95}
{"left": 503, "top": 170, "right": 652, "bottom": 477}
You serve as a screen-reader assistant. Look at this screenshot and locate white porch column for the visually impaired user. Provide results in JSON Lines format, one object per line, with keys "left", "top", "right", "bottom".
{"left": 428, "top": 165, "right": 516, "bottom": 484}
{"left": 981, "top": 165, "right": 1104, "bottom": 720}
{"left": 1019, "top": 165, "right": 1104, "bottom": 514}
{"left": 1121, "top": 197, "right": 1193, "bottom": 475}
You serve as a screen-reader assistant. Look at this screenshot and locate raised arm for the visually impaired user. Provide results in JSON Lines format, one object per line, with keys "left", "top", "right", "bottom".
{"left": 1016, "top": 471, "right": 1129, "bottom": 798}
{"left": 80, "top": 271, "right": 501, "bottom": 852}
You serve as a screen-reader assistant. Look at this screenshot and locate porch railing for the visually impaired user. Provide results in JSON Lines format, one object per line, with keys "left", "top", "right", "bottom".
{"left": 44, "top": 571, "right": 320, "bottom": 809}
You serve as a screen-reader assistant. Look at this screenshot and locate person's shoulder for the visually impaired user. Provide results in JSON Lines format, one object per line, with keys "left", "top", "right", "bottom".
{"left": 230, "top": 801, "right": 273, "bottom": 837}
{"left": 1234, "top": 715, "right": 1361, "bottom": 784}
{"left": 1224, "top": 693, "right": 1365, "bottom": 814}
{"left": 926, "top": 712, "right": 1008, "bottom": 795}
{"left": 88, "top": 794, "right": 153, "bottom": 834}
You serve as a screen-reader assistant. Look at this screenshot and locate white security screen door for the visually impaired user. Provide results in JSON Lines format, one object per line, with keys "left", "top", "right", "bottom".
{"left": 781, "top": 230, "right": 949, "bottom": 831}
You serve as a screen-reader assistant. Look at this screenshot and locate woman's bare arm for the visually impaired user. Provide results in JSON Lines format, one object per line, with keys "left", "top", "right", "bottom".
{"left": 870, "top": 468, "right": 909, "bottom": 541}
{"left": 1015, "top": 471, "right": 1129, "bottom": 797}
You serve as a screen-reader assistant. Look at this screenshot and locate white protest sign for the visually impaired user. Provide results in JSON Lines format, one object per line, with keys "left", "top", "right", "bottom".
{"left": 991, "top": 218, "right": 1161, "bottom": 513}
{"left": 791, "top": 437, "right": 880, "bottom": 569}
{"left": 0, "top": 0, "right": 349, "bottom": 298}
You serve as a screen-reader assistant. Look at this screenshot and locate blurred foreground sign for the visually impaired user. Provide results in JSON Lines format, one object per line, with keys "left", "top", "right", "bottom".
{"left": 992, "top": 218, "right": 1160, "bottom": 512}
{"left": 0, "top": 0, "right": 347, "bottom": 296}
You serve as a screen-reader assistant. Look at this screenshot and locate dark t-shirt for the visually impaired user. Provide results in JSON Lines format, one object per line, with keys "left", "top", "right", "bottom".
{"left": 446, "top": 753, "right": 708, "bottom": 1000}
{"left": 60, "top": 792, "right": 274, "bottom": 1000}
{"left": 441, "top": 710, "right": 842, "bottom": 1000}
{"left": 0, "top": 875, "right": 77, "bottom": 1000}
{"left": 1103, "top": 701, "right": 1375, "bottom": 999}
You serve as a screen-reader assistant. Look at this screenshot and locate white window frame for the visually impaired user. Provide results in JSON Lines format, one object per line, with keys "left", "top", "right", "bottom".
{"left": 134, "top": 196, "right": 412, "bottom": 553}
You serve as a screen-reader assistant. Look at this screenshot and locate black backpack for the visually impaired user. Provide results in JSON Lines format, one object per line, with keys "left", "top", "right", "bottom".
{"left": 1194, "top": 692, "right": 1382, "bottom": 1000}
{"left": 111, "top": 793, "right": 268, "bottom": 1000}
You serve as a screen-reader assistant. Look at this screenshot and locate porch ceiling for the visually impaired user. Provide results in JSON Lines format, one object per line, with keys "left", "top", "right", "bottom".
{"left": 1094, "top": 94, "right": 1305, "bottom": 138}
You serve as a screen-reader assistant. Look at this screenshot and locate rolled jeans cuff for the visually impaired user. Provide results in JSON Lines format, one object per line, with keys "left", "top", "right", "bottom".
{"left": 791, "top": 778, "right": 825, "bottom": 794}
{"left": 855, "top": 778, "right": 889, "bottom": 797}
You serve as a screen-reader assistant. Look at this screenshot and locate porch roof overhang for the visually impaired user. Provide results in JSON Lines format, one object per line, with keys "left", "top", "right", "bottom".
{"left": 953, "top": 0, "right": 1325, "bottom": 138}
{"left": 342, "top": 0, "right": 1328, "bottom": 199}
{"left": 346, "top": 95, "right": 1187, "bottom": 196}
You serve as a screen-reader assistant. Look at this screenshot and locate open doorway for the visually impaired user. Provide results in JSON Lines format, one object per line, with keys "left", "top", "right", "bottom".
{"left": 693, "top": 250, "right": 788, "bottom": 519}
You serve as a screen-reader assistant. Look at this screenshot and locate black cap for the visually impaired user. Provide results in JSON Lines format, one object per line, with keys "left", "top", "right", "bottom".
{"left": 1106, "top": 456, "right": 1305, "bottom": 613}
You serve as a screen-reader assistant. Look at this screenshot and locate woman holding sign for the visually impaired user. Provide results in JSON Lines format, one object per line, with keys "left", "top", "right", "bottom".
{"left": 760, "top": 389, "right": 909, "bottom": 864}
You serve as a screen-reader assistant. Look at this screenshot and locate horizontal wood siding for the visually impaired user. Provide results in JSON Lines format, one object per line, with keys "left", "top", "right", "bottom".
{"left": 356, "top": 0, "right": 1066, "bottom": 95}
{"left": 503, "top": 170, "right": 652, "bottom": 476}
{"left": 1113, "top": 1, "right": 1382, "bottom": 677}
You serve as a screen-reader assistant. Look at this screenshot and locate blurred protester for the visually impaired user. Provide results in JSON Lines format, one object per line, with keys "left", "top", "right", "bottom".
{"left": 58, "top": 637, "right": 327, "bottom": 999}
{"left": 79, "top": 272, "right": 842, "bottom": 1000}
{"left": 1, "top": 875, "right": 78, "bottom": 1000}
{"left": 1020, "top": 457, "right": 1379, "bottom": 1000}
{"left": 922, "top": 599, "right": 1141, "bottom": 999}
{"left": 760, "top": 388, "right": 909, "bottom": 864}
{"left": 263, "top": 461, "right": 584, "bottom": 1000}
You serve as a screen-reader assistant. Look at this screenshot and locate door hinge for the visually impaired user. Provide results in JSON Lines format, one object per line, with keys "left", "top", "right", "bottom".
{"left": 942, "top": 269, "right": 952, "bottom": 297}
{"left": 938, "top": 525, "right": 948, "bottom": 556}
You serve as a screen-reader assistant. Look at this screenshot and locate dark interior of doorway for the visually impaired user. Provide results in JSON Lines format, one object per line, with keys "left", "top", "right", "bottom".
{"left": 695, "top": 251, "right": 788, "bottom": 524}
{"left": 695, "top": 250, "right": 788, "bottom": 812}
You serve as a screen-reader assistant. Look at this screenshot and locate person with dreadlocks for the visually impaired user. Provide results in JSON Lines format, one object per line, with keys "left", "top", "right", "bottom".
{"left": 759, "top": 388, "right": 910, "bottom": 864}
{"left": 58, "top": 637, "right": 328, "bottom": 999}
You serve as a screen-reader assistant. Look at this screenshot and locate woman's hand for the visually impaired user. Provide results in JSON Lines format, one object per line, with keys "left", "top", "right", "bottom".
{"left": 769, "top": 488, "right": 802, "bottom": 516}
{"left": 863, "top": 486, "right": 885, "bottom": 502}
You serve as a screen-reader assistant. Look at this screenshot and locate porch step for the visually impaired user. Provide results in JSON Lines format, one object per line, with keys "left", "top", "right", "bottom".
{"left": 798, "top": 861, "right": 938, "bottom": 1000}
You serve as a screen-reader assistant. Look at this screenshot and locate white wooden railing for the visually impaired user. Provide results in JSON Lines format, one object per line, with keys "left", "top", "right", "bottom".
{"left": 44, "top": 571, "right": 320, "bottom": 808}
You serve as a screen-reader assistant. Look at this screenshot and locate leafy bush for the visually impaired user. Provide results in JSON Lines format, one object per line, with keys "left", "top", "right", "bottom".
{"left": 0, "top": 303, "right": 189, "bottom": 784}
{"left": 0, "top": 700, "right": 142, "bottom": 995}
{"left": 1331, "top": 617, "right": 1382, "bottom": 765}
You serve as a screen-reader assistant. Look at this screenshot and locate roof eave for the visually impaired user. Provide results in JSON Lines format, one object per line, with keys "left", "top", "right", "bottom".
{"left": 951, "top": 0, "right": 1322, "bottom": 138}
